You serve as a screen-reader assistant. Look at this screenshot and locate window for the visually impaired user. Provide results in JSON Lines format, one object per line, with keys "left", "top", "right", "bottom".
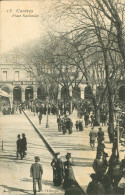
{"left": 3, "top": 71, "right": 7, "bottom": 81}
{"left": 15, "top": 71, "right": 19, "bottom": 81}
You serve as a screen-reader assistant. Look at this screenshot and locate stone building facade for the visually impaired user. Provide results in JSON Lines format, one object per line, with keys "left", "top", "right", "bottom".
{"left": 0, "top": 53, "right": 89, "bottom": 105}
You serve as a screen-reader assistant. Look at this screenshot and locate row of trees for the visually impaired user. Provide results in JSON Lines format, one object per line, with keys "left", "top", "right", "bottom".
{"left": 22, "top": 0, "right": 125, "bottom": 135}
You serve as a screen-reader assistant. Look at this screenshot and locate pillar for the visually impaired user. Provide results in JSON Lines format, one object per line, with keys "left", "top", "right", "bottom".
{"left": 22, "top": 90, "right": 25, "bottom": 102}
{"left": 34, "top": 90, "right": 37, "bottom": 100}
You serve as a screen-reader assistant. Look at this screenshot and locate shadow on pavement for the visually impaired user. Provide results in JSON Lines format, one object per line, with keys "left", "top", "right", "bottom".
{"left": 0, "top": 185, "right": 31, "bottom": 194}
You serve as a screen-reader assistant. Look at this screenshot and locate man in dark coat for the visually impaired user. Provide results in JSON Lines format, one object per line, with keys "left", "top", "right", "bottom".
{"left": 38, "top": 113, "right": 42, "bottom": 124}
{"left": 57, "top": 115, "right": 62, "bottom": 131}
{"left": 97, "top": 127, "right": 104, "bottom": 144}
{"left": 30, "top": 156, "right": 43, "bottom": 195}
{"left": 21, "top": 133, "right": 27, "bottom": 159}
{"left": 86, "top": 173, "right": 105, "bottom": 195}
{"left": 16, "top": 134, "right": 22, "bottom": 159}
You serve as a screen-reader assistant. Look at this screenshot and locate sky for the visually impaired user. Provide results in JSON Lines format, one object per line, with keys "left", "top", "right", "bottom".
{"left": 0, "top": 0, "right": 74, "bottom": 54}
{"left": 0, "top": 0, "right": 47, "bottom": 53}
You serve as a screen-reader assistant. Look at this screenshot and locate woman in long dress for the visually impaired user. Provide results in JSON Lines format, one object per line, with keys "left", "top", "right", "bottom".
{"left": 63, "top": 153, "right": 76, "bottom": 189}
{"left": 51, "top": 152, "right": 64, "bottom": 186}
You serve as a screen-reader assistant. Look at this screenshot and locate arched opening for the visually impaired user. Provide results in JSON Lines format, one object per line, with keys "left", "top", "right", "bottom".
{"left": 84, "top": 86, "right": 92, "bottom": 100}
{"left": 37, "top": 87, "right": 46, "bottom": 101}
{"left": 72, "top": 86, "right": 81, "bottom": 101}
{"left": 25, "top": 86, "right": 33, "bottom": 101}
{"left": 13, "top": 86, "right": 22, "bottom": 103}
{"left": 119, "top": 85, "right": 125, "bottom": 101}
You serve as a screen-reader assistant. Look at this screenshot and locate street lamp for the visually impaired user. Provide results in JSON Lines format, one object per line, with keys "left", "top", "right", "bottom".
{"left": 46, "top": 96, "right": 49, "bottom": 128}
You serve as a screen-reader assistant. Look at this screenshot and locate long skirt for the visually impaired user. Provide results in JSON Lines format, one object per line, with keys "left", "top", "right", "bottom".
{"left": 63, "top": 167, "right": 76, "bottom": 189}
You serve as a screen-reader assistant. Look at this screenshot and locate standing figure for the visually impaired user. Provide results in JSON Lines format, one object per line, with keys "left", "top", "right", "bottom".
{"left": 75, "top": 121, "right": 79, "bottom": 131}
{"left": 69, "top": 119, "right": 73, "bottom": 134}
{"left": 89, "top": 127, "right": 97, "bottom": 150}
{"left": 57, "top": 115, "right": 62, "bottom": 131}
{"left": 38, "top": 113, "right": 42, "bottom": 124}
{"left": 16, "top": 134, "right": 22, "bottom": 159}
{"left": 51, "top": 152, "right": 64, "bottom": 186}
{"left": 79, "top": 117, "right": 83, "bottom": 131}
{"left": 66, "top": 117, "right": 73, "bottom": 134}
{"left": 93, "top": 152, "right": 108, "bottom": 179}
{"left": 84, "top": 112, "right": 89, "bottom": 128}
{"left": 86, "top": 173, "right": 105, "bottom": 195}
{"left": 63, "top": 153, "right": 76, "bottom": 189}
{"left": 97, "top": 127, "right": 105, "bottom": 144}
{"left": 30, "top": 156, "right": 43, "bottom": 195}
{"left": 21, "top": 133, "right": 27, "bottom": 158}
{"left": 62, "top": 116, "right": 67, "bottom": 135}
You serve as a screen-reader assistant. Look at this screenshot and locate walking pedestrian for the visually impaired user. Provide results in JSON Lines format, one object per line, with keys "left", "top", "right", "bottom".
{"left": 57, "top": 115, "right": 62, "bottom": 131}
{"left": 16, "top": 134, "right": 22, "bottom": 159}
{"left": 89, "top": 127, "right": 97, "bottom": 150}
{"left": 21, "top": 133, "right": 27, "bottom": 158}
{"left": 38, "top": 113, "right": 42, "bottom": 124}
{"left": 30, "top": 156, "right": 43, "bottom": 195}
{"left": 97, "top": 127, "right": 105, "bottom": 144}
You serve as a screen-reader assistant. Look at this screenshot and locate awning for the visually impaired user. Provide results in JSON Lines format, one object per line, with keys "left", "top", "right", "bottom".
{"left": 0, "top": 89, "right": 10, "bottom": 97}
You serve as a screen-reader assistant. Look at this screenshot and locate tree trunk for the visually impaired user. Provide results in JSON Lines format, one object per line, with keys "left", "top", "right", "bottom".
{"left": 103, "top": 51, "right": 114, "bottom": 135}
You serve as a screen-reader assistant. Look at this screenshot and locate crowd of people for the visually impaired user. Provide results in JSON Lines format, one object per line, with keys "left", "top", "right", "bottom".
{"left": 87, "top": 125, "right": 125, "bottom": 195}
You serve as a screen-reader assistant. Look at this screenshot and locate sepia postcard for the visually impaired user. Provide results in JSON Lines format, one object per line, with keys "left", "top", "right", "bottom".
{"left": 0, "top": 0, "right": 125, "bottom": 195}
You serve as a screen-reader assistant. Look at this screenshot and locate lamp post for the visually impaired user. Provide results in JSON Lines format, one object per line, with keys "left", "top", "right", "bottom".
{"left": 46, "top": 96, "right": 49, "bottom": 128}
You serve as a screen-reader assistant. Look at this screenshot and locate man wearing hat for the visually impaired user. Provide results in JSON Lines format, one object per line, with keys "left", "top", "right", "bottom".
{"left": 30, "top": 156, "right": 43, "bottom": 195}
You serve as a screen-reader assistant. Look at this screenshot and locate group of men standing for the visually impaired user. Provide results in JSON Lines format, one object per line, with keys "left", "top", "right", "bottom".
{"left": 57, "top": 115, "right": 73, "bottom": 134}
{"left": 16, "top": 133, "right": 27, "bottom": 160}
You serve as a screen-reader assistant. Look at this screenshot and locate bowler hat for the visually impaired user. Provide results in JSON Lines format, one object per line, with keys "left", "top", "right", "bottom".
{"left": 65, "top": 153, "right": 71, "bottom": 159}
{"left": 34, "top": 156, "right": 40, "bottom": 162}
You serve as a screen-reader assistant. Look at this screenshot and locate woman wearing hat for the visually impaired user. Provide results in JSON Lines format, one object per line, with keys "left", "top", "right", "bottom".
{"left": 63, "top": 153, "right": 76, "bottom": 189}
{"left": 51, "top": 152, "right": 64, "bottom": 186}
